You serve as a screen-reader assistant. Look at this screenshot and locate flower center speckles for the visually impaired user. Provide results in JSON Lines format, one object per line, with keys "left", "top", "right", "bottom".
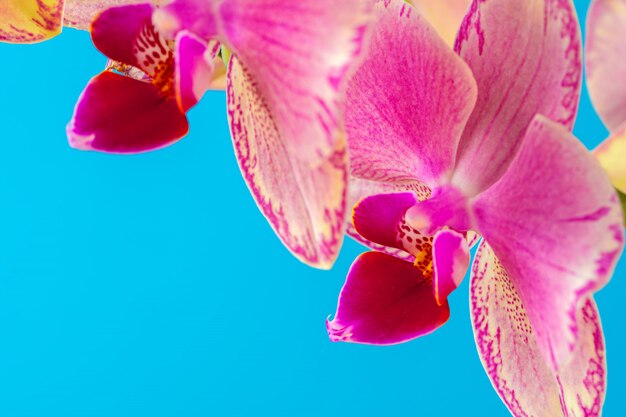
{"left": 133, "top": 22, "right": 175, "bottom": 94}
{"left": 396, "top": 218, "right": 434, "bottom": 279}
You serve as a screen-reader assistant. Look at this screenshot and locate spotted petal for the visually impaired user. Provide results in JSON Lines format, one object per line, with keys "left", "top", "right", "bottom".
{"left": 346, "top": 0, "right": 476, "bottom": 187}
{"left": 155, "top": 0, "right": 372, "bottom": 165}
{"left": 586, "top": 0, "right": 626, "bottom": 131}
{"left": 228, "top": 57, "right": 347, "bottom": 269}
{"left": 63, "top": 0, "right": 146, "bottom": 30}
{"left": 594, "top": 123, "right": 626, "bottom": 194}
{"left": 408, "top": 0, "right": 470, "bottom": 46}
{"left": 452, "top": 0, "right": 582, "bottom": 195}
{"left": 0, "top": 0, "right": 63, "bottom": 43}
{"left": 327, "top": 251, "right": 450, "bottom": 345}
{"left": 472, "top": 115, "right": 624, "bottom": 369}
{"left": 471, "top": 242, "right": 606, "bottom": 417}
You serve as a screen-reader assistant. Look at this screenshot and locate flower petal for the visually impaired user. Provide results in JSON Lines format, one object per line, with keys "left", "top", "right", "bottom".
{"left": 472, "top": 115, "right": 624, "bottom": 369}
{"left": 91, "top": 3, "right": 172, "bottom": 79}
{"left": 174, "top": 32, "right": 216, "bottom": 112}
{"left": 408, "top": 0, "right": 470, "bottom": 46}
{"left": 156, "top": 0, "right": 372, "bottom": 165}
{"left": 585, "top": 0, "right": 626, "bottom": 131}
{"left": 62, "top": 0, "right": 146, "bottom": 30}
{"left": 432, "top": 229, "right": 470, "bottom": 305}
{"left": 67, "top": 71, "right": 188, "bottom": 153}
{"left": 327, "top": 251, "right": 450, "bottom": 345}
{"left": 452, "top": 0, "right": 582, "bottom": 195}
{"left": 346, "top": 0, "right": 477, "bottom": 187}
{"left": 471, "top": 242, "right": 606, "bottom": 417}
{"left": 347, "top": 177, "right": 431, "bottom": 262}
{"left": 227, "top": 57, "right": 347, "bottom": 269}
{"left": 0, "top": 0, "right": 63, "bottom": 43}
{"left": 594, "top": 123, "right": 626, "bottom": 194}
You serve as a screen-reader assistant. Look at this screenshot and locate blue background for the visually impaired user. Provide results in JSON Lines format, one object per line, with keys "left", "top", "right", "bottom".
{"left": 0, "top": 1, "right": 623, "bottom": 415}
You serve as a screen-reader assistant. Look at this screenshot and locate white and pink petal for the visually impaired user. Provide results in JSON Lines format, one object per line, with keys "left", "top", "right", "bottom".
{"left": 471, "top": 242, "right": 606, "bottom": 417}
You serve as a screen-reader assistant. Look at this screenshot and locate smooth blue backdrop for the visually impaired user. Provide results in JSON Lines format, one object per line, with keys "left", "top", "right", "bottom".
{"left": 0, "top": 1, "right": 623, "bottom": 415}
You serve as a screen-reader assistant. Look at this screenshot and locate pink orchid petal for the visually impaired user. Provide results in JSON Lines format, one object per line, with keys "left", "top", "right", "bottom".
{"left": 347, "top": 177, "right": 431, "bottom": 262}
{"left": 452, "top": 0, "right": 582, "bottom": 195}
{"left": 91, "top": 3, "right": 172, "bottom": 79}
{"left": 594, "top": 123, "right": 626, "bottom": 194}
{"left": 174, "top": 32, "right": 216, "bottom": 112}
{"left": 408, "top": 0, "right": 470, "bottom": 46}
{"left": 346, "top": 0, "right": 477, "bottom": 187}
{"left": 432, "top": 229, "right": 470, "bottom": 305}
{"left": 62, "top": 0, "right": 145, "bottom": 30}
{"left": 586, "top": 0, "right": 626, "bottom": 131}
{"left": 352, "top": 192, "right": 420, "bottom": 252}
{"left": 67, "top": 71, "right": 188, "bottom": 153}
{"left": 228, "top": 57, "right": 347, "bottom": 269}
{"left": 472, "top": 115, "right": 624, "bottom": 369}
{"left": 471, "top": 242, "right": 606, "bottom": 417}
{"left": 156, "top": 0, "right": 372, "bottom": 165}
{"left": 0, "top": 0, "right": 63, "bottom": 43}
{"left": 327, "top": 251, "right": 450, "bottom": 345}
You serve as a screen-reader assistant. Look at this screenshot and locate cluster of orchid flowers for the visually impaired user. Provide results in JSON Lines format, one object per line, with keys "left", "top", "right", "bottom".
{"left": 2, "top": 0, "right": 626, "bottom": 415}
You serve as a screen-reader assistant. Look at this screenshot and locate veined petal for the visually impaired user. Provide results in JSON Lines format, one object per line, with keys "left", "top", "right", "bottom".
{"left": 453, "top": 0, "right": 582, "bottom": 195}
{"left": 228, "top": 57, "right": 347, "bottom": 269}
{"left": 327, "top": 251, "right": 450, "bottom": 345}
{"left": 346, "top": 0, "right": 477, "bottom": 187}
{"left": 408, "top": 0, "right": 470, "bottom": 46}
{"left": 585, "top": 0, "right": 626, "bottom": 131}
{"left": 594, "top": 123, "right": 626, "bottom": 194}
{"left": 67, "top": 71, "right": 188, "bottom": 153}
{"left": 156, "top": 0, "right": 372, "bottom": 165}
{"left": 174, "top": 32, "right": 216, "bottom": 112}
{"left": 432, "top": 229, "right": 470, "bottom": 305}
{"left": 347, "top": 177, "right": 431, "bottom": 262}
{"left": 471, "top": 242, "right": 606, "bottom": 417}
{"left": 91, "top": 3, "right": 173, "bottom": 80}
{"left": 473, "top": 115, "right": 624, "bottom": 369}
{"left": 0, "top": 0, "right": 63, "bottom": 43}
{"left": 63, "top": 0, "right": 146, "bottom": 30}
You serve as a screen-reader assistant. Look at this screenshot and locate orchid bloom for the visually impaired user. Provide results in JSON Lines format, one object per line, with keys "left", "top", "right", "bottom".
{"left": 328, "top": 1, "right": 625, "bottom": 416}
{"left": 135, "top": 0, "right": 370, "bottom": 268}
{"left": 66, "top": 3, "right": 219, "bottom": 153}
{"left": 586, "top": 0, "right": 626, "bottom": 208}
{"left": 0, "top": 0, "right": 144, "bottom": 43}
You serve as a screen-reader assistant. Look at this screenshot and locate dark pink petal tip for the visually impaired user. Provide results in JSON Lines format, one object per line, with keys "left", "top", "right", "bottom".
{"left": 327, "top": 251, "right": 450, "bottom": 345}
{"left": 68, "top": 71, "right": 189, "bottom": 154}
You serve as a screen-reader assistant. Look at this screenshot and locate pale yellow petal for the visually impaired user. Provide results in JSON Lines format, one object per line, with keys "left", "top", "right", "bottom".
{"left": 595, "top": 124, "right": 626, "bottom": 193}
{"left": 0, "top": 0, "right": 63, "bottom": 43}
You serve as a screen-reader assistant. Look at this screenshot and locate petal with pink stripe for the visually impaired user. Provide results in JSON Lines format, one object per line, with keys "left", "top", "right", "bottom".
{"left": 473, "top": 115, "right": 624, "bottom": 369}
{"left": 453, "top": 0, "right": 582, "bottom": 194}
{"left": 585, "top": 0, "right": 626, "bottom": 132}
{"left": 0, "top": 0, "right": 63, "bottom": 43}
{"left": 227, "top": 57, "right": 348, "bottom": 269}
{"left": 471, "top": 242, "right": 606, "bottom": 417}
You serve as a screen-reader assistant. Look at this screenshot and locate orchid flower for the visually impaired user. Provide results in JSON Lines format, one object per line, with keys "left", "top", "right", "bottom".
{"left": 66, "top": 3, "right": 219, "bottom": 153}
{"left": 0, "top": 0, "right": 144, "bottom": 43}
{"left": 328, "top": 1, "right": 625, "bottom": 416}
{"left": 408, "top": 0, "right": 470, "bottom": 46}
{"left": 586, "top": 0, "right": 626, "bottom": 210}
{"left": 151, "top": 0, "right": 372, "bottom": 269}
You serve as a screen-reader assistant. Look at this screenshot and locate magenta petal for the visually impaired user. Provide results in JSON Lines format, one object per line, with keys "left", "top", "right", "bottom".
{"left": 453, "top": 0, "right": 582, "bottom": 194}
{"left": 174, "top": 31, "right": 215, "bottom": 112}
{"left": 432, "top": 229, "right": 470, "bottom": 305}
{"left": 346, "top": 0, "right": 477, "bottom": 187}
{"left": 228, "top": 57, "right": 347, "bottom": 269}
{"left": 471, "top": 242, "right": 606, "bottom": 417}
{"left": 352, "top": 192, "right": 419, "bottom": 251}
{"left": 67, "top": 71, "right": 189, "bottom": 154}
{"left": 347, "top": 177, "right": 431, "bottom": 262}
{"left": 585, "top": 0, "right": 626, "bottom": 131}
{"left": 473, "top": 115, "right": 624, "bottom": 369}
{"left": 327, "top": 252, "right": 450, "bottom": 345}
